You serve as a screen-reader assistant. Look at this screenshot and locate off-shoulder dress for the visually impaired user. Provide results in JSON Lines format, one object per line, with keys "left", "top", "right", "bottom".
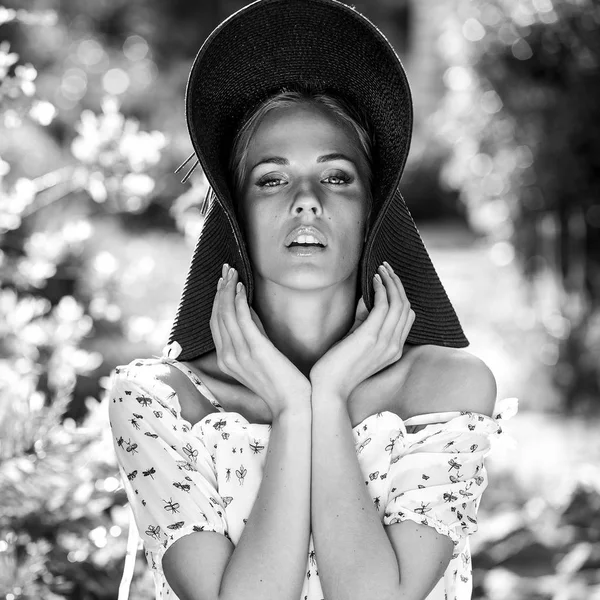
{"left": 107, "top": 348, "right": 517, "bottom": 600}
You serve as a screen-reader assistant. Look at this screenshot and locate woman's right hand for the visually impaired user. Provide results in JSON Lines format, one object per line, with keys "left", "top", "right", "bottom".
{"left": 210, "top": 264, "right": 312, "bottom": 420}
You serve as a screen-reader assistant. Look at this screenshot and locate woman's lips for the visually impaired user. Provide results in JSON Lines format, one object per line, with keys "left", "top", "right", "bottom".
{"left": 286, "top": 244, "right": 327, "bottom": 256}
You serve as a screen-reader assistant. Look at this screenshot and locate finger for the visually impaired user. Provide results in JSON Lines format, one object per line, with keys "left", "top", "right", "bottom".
{"left": 211, "top": 263, "right": 231, "bottom": 350}
{"left": 210, "top": 276, "right": 224, "bottom": 349}
{"left": 363, "top": 271, "right": 389, "bottom": 332}
{"left": 379, "top": 263, "right": 403, "bottom": 336}
{"left": 215, "top": 274, "right": 235, "bottom": 361}
{"left": 220, "top": 269, "right": 250, "bottom": 355}
{"left": 386, "top": 261, "right": 411, "bottom": 308}
{"left": 234, "top": 282, "right": 266, "bottom": 345}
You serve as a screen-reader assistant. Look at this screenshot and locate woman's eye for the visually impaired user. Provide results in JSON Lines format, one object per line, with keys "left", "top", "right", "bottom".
{"left": 257, "top": 176, "right": 286, "bottom": 188}
{"left": 323, "top": 173, "right": 351, "bottom": 185}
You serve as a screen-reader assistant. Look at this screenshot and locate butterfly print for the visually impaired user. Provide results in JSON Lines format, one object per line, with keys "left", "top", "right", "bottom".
{"left": 213, "top": 419, "right": 227, "bottom": 431}
{"left": 414, "top": 502, "right": 431, "bottom": 515}
{"left": 163, "top": 498, "right": 180, "bottom": 514}
{"left": 173, "top": 481, "right": 191, "bottom": 493}
{"left": 182, "top": 443, "right": 198, "bottom": 463}
{"left": 236, "top": 465, "right": 247, "bottom": 485}
{"left": 107, "top": 360, "right": 513, "bottom": 600}
{"left": 136, "top": 396, "right": 152, "bottom": 407}
{"left": 125, "top": 440, "right": 138, "bottom": 455}
{"left": 145, "top": 524, "right": 161, "bottom": 541}
{"left": 249, "top": 439, "right": 265, "bottom": 454}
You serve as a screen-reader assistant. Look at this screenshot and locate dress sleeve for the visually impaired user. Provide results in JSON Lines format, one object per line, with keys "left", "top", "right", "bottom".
{"left": 383, "top": 400, "right": 517, "bottom": 545}
{"left": 108, "top": 364, "right": 230, "bottom": 573}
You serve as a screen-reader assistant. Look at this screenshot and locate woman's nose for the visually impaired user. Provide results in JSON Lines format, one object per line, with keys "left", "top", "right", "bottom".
{"left": 291, "top": 182, "right": 323, "bottom": 214}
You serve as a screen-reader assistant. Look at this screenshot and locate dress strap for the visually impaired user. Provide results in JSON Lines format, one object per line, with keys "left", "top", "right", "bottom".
{"left": 403, "top": 411, "right": 463, "bottom": 427}
{"left": 159, "top": 350, "right": 224, "bottom": 411}
{"left": 118, "top": 505, "right": 140, "bottom": 600}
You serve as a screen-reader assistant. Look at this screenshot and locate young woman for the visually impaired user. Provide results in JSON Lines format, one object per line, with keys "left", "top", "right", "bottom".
{"left": 108, "top": 2, "right": 517, "bottom": 600}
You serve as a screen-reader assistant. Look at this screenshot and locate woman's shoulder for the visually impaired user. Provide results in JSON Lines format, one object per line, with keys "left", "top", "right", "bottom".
{"left": 109, "top": 356, "right": 217, "bottom": 426}
{"left": 396, "top": 345, "right": 497, "bottom": 420}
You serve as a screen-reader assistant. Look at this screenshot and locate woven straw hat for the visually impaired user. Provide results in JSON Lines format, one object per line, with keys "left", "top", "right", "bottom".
{"left": 168, "top": 0, "right": 469, "bottom": 361}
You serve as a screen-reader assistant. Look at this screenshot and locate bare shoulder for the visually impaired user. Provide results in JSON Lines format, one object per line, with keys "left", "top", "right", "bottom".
{"left": 398, "top": 345, "right": 497, "bottom": 419}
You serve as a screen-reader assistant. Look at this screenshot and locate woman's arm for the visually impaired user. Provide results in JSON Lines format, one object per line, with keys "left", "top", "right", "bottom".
{"left": 164, "top": 403, "right": 312, "bottom": 600}
{"left": 310, "top": 395, "right": 453, "bottom": 600}
{"left": 310, "top": 356, "right": 497, "bottom": 600}
{"left": 164, "top": 268, "right": 313, "bottom": 600}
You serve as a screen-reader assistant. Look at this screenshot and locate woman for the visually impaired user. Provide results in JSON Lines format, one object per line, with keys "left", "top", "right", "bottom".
{"left": 108, "top": 1, "right": 517, "bottom": 600}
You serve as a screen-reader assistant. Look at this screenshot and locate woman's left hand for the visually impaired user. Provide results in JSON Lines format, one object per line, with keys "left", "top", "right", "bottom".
{"left": 309, "top": 262, "right": 415, "bottom": 401}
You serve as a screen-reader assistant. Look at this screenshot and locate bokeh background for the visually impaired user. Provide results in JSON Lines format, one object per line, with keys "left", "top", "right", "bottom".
{"left": 1, "top": 0, "right": 599, "bottom": 598}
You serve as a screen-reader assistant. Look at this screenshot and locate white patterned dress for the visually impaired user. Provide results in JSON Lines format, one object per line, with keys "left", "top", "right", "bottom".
{"left": 107, "top": 350, "right": 517, "bottom": 600}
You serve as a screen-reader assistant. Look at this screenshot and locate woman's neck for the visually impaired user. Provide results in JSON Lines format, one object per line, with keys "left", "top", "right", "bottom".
{"left": 252, "top": 274, "right": 359, "bottom": 378}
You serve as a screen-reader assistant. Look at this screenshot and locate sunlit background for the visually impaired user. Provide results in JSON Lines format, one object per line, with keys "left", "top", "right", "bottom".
{"left": 1, "top": 1, "right": 599, "bottom": 598}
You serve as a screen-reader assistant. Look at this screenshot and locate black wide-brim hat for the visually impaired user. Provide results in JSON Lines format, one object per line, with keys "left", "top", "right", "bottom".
{"left": 168, "top": 0, "right": 469, "bottom": 361}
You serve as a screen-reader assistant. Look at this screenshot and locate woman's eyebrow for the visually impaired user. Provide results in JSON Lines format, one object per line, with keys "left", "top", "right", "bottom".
{"left": 250, "top": 156, "right": 288, "bottom": 171}
{"left": 317, "top": 152, "right": 355, "bottom": 164}
{"left": 250, "top": 153, "right": 356, "bottom": 172}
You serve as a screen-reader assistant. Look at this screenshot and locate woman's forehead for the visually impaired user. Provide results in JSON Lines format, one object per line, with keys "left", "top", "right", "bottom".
{"left": 247, "top": 103, "right": 363, "bottom": 159}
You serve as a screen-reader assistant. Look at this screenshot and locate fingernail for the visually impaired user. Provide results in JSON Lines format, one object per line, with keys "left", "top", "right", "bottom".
{"left": 217, "top": 277, "right": 223, "bottom": 290}
{"left": 236, "top": 282, "right": 243, "bottom": 294}
{"left": 222, "top": 263, "right": 229, "bottom": 277}
{"left": 227, "top": 267, "right": 235, "bottom": 280}
{"left": 374, "top": 273, "right": 382, "bottom": 284}
{"left": 383, "top": 261, "right": 394, "bottom": 273}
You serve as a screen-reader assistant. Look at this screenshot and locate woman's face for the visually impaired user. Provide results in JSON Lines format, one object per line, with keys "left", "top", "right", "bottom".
{"left": 237, "top": 102, "right": 371, "bottom": 292}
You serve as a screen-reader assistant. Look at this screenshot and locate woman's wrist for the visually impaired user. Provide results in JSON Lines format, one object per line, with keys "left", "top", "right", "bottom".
{"left": 310, "top": 386, "right": 348, "bottom": 414}
{"left": 273, "top": 395, "right": 313, "bottom": 424}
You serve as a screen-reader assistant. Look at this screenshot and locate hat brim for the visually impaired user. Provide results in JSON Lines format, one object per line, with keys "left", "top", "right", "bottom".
{"left": 185, "top": 0, "right": 413, "bottom": 217}
{"left": 169, "top": 0, "right": 469, "bottom": 361}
